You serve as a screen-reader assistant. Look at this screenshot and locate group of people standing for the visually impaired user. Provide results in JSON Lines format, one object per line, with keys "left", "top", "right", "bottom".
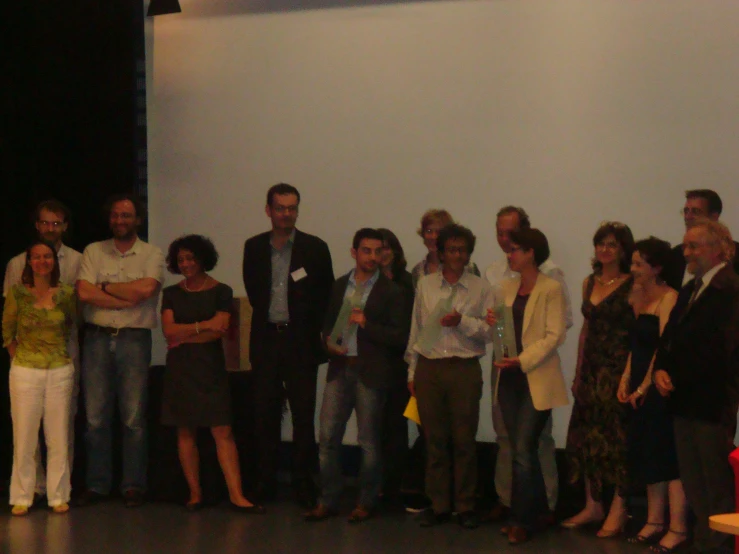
{"left": 3, "top": 186, "right": 739, "bottom": 554}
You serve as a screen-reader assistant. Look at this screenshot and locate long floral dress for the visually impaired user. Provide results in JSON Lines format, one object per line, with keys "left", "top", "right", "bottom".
{"left": 566, "top": 275, "right": 634, "bottom": 499}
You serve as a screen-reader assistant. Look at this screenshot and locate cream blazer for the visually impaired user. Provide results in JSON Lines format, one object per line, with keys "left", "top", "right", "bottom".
{"left": 493, "top": 273, "right": 569, "bottom": 411}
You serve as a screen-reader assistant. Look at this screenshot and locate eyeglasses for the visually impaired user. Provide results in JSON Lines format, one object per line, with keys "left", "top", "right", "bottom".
{"left": 444, "top": 247, "right": 468, "bottom": 255}
{"left": 681, "top": 207, "right": 706, "bottom": 217}
{"left": 272, "top": 206, "right": 298, "bottom": 214}
{"left": 38, "top": 220, "right": 64, "bottom": 228}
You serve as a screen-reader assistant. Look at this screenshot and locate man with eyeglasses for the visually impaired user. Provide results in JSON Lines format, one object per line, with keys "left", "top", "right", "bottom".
{"left": 664, "top": 189, "right": 739, "bottom": 290}
{"left": 242, "top": 183, "right": 334, "bottom": 508}
{"left": 483, "top": 206, "right": 573, "bottom": 527}
{"left": 406, "top": 224, "right": 494, "bottom": 530}
{"left": 3, "top": 200, "right": 83, "bottom": 505}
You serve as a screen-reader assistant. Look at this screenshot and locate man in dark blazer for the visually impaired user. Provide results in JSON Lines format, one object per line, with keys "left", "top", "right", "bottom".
{"left": 242, "top": 183, "right": 334, "bottom": 508}
{"left": 664, "top": 189, "right": 739, "bottom": 291}
{"left": 304, "top": 228, "right": 407, "bottom": 523}
{"left": 654, "top": 219, "right": 739, "bottom": 554}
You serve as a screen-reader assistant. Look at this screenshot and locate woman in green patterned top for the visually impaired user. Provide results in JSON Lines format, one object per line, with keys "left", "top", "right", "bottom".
{"left": 2, "top": 240, "right": 77, "bottom": 516}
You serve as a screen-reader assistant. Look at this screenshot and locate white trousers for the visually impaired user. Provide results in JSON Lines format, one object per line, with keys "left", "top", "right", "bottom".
{"left": 33, "top": 331, "right": 79, "bottom": 494}
{"left": 9, "top": 363, "right": 75, "bottom": 507}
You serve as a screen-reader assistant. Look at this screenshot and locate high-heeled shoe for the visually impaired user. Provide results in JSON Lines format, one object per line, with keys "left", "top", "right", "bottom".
{"left": 628, "top": 522, "right": 665, "bottom": 544}
{"left": 596, "top": 514, "right": 631, "bottom": 538}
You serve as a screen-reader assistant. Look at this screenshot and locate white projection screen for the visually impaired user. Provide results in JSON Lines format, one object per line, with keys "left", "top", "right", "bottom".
{"left": 147, "top": 0, "right": 739, "bottom": 445}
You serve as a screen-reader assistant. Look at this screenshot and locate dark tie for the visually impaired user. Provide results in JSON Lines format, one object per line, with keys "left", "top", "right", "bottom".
{"left": 688, "top": 277, "right": 704, "bottom": 308}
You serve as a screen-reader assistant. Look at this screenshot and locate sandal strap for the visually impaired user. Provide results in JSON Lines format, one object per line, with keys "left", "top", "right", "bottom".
{"left": 666, "top": 529, "right": 688, "bottom": 536}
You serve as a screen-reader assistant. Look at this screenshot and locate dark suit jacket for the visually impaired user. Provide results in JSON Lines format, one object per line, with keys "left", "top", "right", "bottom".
{"left": 664, "top": 241, "right": 739, "bottom": 291}
{"left": 243, "top": 229, "right": 334, "bottom": 367}
{"left": 655, "top": 265, "right": 739, "bottom": 425}
{"left": 322, "top": 271, "right": 408, "bottom": 389}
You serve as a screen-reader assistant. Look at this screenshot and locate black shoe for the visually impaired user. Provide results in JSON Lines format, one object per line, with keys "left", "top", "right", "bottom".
{"left": 419, "top": 509, "right": 451, "bottom": 527}
{"left": 253, "top": 481, "right": 277, "bottom": 504}
{"left": 123, "top": 489, "right": 145, "bottom": 508}
{"left": 458, "top": 511, "right": 480, "bottom": 530}
{"left": 73, "top": 490, "right": 108, "bottom": 507}
{"left": 230, "top": 502, "right": 266, "bottom": 515}
{"left": 403, "top": 493, "right": 432, "bottom": 514}
{"left": 294, "top": 480, "right": 317, "bottom": 509}
{"left": 32, "top": 493, "right": 47, "bottom": 508}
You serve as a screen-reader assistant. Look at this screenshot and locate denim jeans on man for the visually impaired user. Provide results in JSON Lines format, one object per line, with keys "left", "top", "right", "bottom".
{"left": 497, "top": 370, "right": 550, "bottom": 529}
{"left": 83, "top": 328, "right": 151, "bottom": 494}
{"left": 318, "top": 362, "right": 386, "bottom": 510}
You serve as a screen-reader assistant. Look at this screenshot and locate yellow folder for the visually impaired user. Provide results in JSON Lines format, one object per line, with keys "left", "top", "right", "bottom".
{"left": 403, "top": 397, "right": 421, "bottom": 425}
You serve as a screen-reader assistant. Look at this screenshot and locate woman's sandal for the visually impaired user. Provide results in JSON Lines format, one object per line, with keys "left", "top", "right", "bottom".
{"left": 628, "top": 522, "right": 666, "bottom": 544}
{"left": 649, "top": 529, "right": 689, "bottom": 553}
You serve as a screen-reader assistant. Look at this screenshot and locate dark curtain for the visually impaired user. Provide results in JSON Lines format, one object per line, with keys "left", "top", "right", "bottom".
{"left": 1, "top": 1, "right": 140, "bottom": 489}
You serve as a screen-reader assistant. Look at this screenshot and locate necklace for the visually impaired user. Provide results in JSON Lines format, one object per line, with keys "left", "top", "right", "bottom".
{"left": 183, "top": 276, "right": 209, "bottom": 292}
{"left": 596, "top": 274, "right": 622, "bottom": 287}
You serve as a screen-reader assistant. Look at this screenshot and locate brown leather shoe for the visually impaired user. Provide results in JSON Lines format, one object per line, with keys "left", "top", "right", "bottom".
{"left": 304, "top": 504, "right": 338, "bottom": 522}
{"left": 348, "top": 505, "right": 373, "bottom": 524}
{"left": 507, "top": 526, "right": 530, "bottom": 545}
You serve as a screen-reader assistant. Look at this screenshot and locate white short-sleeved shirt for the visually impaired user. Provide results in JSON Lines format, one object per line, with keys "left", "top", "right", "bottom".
{"left": 77, "top": 238, "right": 165, "bottom": 329}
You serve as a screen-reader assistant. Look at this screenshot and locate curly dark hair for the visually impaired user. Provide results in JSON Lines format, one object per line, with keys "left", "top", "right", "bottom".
{"left": 592, "top": 221, "right": 634, "bottom": 274}
{"left": 436, "top": 223, "right": 476, "bottom": 257}
{"left": 21, "top": 240, "right": 61, "bottom": 287}
{"left": 166, "top": 234, "right": 219, "bottom": 274}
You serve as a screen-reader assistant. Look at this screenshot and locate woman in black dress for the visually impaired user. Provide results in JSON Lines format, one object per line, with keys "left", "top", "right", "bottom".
{"left": 563, "top": 222, "right": 634, "bottom": 537}
{"left": 161, "top": 235, "right": 263, "bottom": 513}
{"left": 618, "top": 238, "right": 687, "bottom": 553}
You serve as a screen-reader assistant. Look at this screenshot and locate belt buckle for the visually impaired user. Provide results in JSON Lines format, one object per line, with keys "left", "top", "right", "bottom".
{"left": 110, "top": 327, "right": 121, "bottom": 337}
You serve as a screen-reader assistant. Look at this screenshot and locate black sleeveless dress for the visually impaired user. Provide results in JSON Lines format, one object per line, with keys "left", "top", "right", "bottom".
{"left": 627, "top": 313, "right": 680, "bottom": 485}
{"left": 161, "top": 283, "right": 233, "bottom": 427}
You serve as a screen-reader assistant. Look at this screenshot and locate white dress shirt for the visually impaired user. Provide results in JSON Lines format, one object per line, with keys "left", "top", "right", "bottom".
{"left": 405, "top": 270, "right": 495, "bottom": 381}
{"left": 485, "top": 257, "right": 574, "bottom": 329}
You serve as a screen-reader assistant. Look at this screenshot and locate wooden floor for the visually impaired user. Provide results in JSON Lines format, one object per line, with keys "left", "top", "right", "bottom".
{"left": 0, "top": 489, "right": 656, "bottom": 554}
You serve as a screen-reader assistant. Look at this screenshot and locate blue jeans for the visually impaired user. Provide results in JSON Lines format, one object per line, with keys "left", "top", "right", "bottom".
{"left": 497, "top": 371, "right": 550, "bottom": 529}
{"left": 318, "top": 363, "right": 386, "bottom": 510}
{"left": 82, "top": 328, "right": 151, "bottom": 494}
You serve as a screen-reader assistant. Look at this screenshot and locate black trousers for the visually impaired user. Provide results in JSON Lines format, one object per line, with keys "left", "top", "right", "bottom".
{"left": 381, "top": 377, "right": 410, "bottom": 497}
{"left": 252, "top": 328, "right": 318, "bottom": 485}
{"left": 673, "top": 416, "right": 735, "bottom": 554}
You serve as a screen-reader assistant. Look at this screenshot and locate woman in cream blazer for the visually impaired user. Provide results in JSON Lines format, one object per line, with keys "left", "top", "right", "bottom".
{"left": 488, "top": 228, "right": 568, "bottom": 544}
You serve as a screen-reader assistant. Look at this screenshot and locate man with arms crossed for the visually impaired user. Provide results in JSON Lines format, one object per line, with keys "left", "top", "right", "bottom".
{"left": 484, "top": 206, "right": 573, "bottom": 524}
{"left": 305, "top": 228, "right": 406, "bottom": 523}
{"left": 654, "top": 219, "right": 739, "bottom": 554}
{"left": 4, "top": 200, "right": 82, "bottom": 502}
{"left": 75, "top": 194, "right": 164, "bottom": 508}
{"left": 243, "top": 183, "right": 334, "bottom": 508}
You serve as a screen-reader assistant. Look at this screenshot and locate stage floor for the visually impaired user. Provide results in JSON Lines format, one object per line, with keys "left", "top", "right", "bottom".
{"left": 0, "top": 490, "right": 653, "bottom": 554}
